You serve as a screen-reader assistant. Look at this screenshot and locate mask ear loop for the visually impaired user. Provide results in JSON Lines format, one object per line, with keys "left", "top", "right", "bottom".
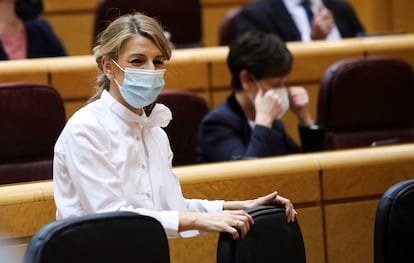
{"left": 111, "top": 59, "right": 125, "bottom": 92}
{"left": 248, "top": 73, "right": 263, "bottom": 103}
{"left": 249, "top": 74, "right": 263, "bottom": 91}
{"left": 111, "top": 59, "right": 125, "bottom": 72}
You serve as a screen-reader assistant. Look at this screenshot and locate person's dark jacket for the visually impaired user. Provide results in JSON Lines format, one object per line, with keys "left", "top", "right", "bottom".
{"left": 196, "top": 93, "right": 324, "bottom": 163}
{"left": 236, "top": 0, "right": 365, "bottom": 42}
{"left": 0, "top": 19, "right": 67, "bottom": 60}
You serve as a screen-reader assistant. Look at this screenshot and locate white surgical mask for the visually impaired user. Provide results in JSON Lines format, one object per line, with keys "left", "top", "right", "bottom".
{"left": 112, "top": 60, "right": 166, "bottom": 108}
{"left": 251, "top": 75, "right": 290, "bottom": 119}
{"left": 274, "top": 87, "right": 289, "bottom": 119}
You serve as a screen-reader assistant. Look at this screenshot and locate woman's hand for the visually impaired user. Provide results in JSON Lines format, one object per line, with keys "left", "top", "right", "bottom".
{"left": 288, "top": 86, "right": 314, "bottom": 127}
{"left": 179, "top": 210, "right": 254, "bottom": 240}
{"left": 255, "top": 87, "right": 285, "bottom": 128}
{"left": 249, "top": 191, "right": 298, "bottom": 223}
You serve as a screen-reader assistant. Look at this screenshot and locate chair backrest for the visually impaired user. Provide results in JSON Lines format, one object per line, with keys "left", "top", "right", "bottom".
{"left": 217, "top": 206, "right": 306, "bottom": 263}
{"left": 156, "top": 90, "right": 209, "bottom": 166}
{"left": 0, "top": 82, "right": 66, "bottom": 184}
{"left": 317, "top": 56, "right": 414, "bottom": 150}
{"left": 93, "top": 0, "right": 202, "bottom": 49}
{"left": 218, "top": 6, "right": 243, "bottom": 46}
{"left": 23, "top": 211, "right": 170, "bottom": 263}
{"left": 374, "top": 179, "right": 414, "bottom": 263}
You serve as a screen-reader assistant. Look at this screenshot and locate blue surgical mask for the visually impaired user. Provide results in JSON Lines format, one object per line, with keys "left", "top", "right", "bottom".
{"left": 112, "top": 60, "right": 166, "bottom": 108}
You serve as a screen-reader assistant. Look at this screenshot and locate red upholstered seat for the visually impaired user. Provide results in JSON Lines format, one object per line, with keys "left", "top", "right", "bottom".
{"left": 317, "top": 56, "right": 414, "bottom": 150}
{"left": 93, "top": 0, "right": 203, "bottom": 49}
{"left": 218, "top": 6, "right": 243, "bottom": 46}
{"left": 156, "top": 90, "right": 209, "bottom": 166}
{"left": 0, "top": 82, "right": 66, "bottom": 184}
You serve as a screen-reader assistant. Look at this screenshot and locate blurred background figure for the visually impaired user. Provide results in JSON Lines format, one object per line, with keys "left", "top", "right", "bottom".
{"left": 236, "top": 0, "right": 365, "bottom": 42}
{"left": 196, "top": 31, "right": 323, "bottom": 163}
{"left": 0, "top": 0, "right": 67, "bottom": 60}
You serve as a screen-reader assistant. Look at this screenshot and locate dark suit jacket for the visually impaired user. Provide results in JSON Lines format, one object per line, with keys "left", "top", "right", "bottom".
{"left": 0, "top": 19, "right": 67, "bottom": 60}
{"left": 236, "top": 0, "right": 365, "bottom": 42}
{"left": 196, "top": 93, "right": 324, "bottom": 163}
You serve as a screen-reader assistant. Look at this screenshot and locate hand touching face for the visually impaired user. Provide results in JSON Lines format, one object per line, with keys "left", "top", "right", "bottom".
{"left": 250, "top": 76, "right": 289, "bottom": 127}
{"left": 288, "top": 86, "right": 314, "bottom": 126}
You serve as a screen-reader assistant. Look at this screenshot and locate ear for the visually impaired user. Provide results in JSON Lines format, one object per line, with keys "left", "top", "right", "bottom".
{"left": 102, "top": 56, "right": 114, "bottom": 80}
{"left": 239, "top": 70, "right": 253, "bottom": 92}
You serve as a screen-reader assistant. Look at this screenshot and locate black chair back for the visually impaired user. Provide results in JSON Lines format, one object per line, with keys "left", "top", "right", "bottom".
{"left": 374, "top": 179, "right": 414, "bottom": 263}
{"left": 217, "top": 206, "right": 306, "bottom": 263}
{"left": 23, "top": 211, "right": 170, "bottom": 263}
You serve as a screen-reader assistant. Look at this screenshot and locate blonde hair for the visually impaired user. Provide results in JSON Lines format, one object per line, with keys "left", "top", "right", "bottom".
{"left": 89, "top": 12, "right": 172, "bottom": 102}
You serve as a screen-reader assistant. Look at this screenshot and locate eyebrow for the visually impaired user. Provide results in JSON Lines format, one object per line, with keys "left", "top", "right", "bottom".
{"left": 128, "top": 52, "right": 164, "bottom": 57}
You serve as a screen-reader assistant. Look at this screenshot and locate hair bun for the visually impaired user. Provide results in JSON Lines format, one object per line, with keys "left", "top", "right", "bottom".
{"left": 15, "top": 0, "right": 44, "bottom": 21}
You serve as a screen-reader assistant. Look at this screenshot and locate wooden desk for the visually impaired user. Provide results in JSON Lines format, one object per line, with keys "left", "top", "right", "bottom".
{"left": 40, "top": 0, "right": 414, "bottom": 55}
{"left": 1, "top": 34, "right": 414, "bottom": 144}
{"left": 1, "top": 144, "right": 414, "bottom": 263}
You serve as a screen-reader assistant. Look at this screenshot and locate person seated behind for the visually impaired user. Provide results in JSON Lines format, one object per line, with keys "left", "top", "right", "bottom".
{"left": 236, "top": 0, "right": 365, "bottom": 42}
{"left": 196, "top": 31, "right": 323, "bottom": 163}
{"left": 0, "top": 0, "right": 67, "bottom": 60}
{"left": 53, "top": 12, "right": 297, "bottom": 240}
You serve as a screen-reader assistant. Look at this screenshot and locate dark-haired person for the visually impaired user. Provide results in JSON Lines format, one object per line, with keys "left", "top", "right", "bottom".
{"left": 236, "top": 0, "right": 365, "bottom": 42}
{"left": 196, "top": 31, "right": 323, "bottom": 163}
{"left": 0, "top": 0, "right": 67, "bottom": 60}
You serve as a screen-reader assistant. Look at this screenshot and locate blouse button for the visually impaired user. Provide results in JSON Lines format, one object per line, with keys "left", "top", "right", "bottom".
{"left": 146, "top": 192, "right": 152, "bottom": 199}
{"left": 141, "top": 164, "right": 145, "bottom": 169}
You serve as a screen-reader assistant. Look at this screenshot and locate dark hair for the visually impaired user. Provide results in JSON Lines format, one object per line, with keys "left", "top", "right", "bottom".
{"left": 227, "top": 31, "right": 293, "bottom": 90}
{"left": 15, "top": 0, "right": 44, "bottom": 21}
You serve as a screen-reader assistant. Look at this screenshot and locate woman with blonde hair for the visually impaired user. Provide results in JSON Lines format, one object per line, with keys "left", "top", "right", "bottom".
{"left": 53, "top": 12, "right": 297, "bottom": 239}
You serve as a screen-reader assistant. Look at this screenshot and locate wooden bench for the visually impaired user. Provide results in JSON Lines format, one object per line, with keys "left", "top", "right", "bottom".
{"left": 40, "top": 0, "right": 414, "bottom": 54}
{"left": 1, "top": 34, "right": 414, "bottom": 144}
{"left": 1, "top": 143, "right": 414, "bottom": 263}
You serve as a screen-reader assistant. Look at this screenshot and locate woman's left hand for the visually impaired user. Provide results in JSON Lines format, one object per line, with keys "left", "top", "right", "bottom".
{"left": 252, "top": 191, "right": 297, "bottom": 223}
{"left": 288, "top": 86, "right": 314, "bottom": 127}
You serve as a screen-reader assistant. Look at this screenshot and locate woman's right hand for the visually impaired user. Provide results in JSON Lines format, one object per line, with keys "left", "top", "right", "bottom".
{"left": 255, "top": 88, "right": 284, "bottom": 127}
{"left": 179, "top": 210, "right": 254, "bottom": 240}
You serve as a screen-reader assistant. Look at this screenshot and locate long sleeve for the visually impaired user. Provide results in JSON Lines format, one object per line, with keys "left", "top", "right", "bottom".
{"left": 53, "top": 91, "right": 223, "bottom": 238}
{"left": 298, "top": 124, "right": 325, "bottom": 152}
{"left": 197, "top": 96, "right": 301, "bottom": 163}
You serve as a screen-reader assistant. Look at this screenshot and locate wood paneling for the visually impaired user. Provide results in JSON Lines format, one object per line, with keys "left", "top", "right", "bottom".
{"left": 2, "top": 144, "right": 414, "bottom": 263}
{"left": 41, "top": 0, "right": 414, "bottom": 54}
{"left": 1, "top": 34, "right": 414, "bottom": 144}
{"left": 324, "top": 201, "right": 378, "bottom": 263}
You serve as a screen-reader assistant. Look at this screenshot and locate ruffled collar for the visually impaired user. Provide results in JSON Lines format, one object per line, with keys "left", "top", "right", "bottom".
{"left": 100, "top": 90, "right": 172, "bottom": 128}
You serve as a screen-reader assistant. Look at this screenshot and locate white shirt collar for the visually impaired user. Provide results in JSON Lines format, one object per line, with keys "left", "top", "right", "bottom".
{"left": 100, "top": 90, "right": 172, "bottom": 128}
